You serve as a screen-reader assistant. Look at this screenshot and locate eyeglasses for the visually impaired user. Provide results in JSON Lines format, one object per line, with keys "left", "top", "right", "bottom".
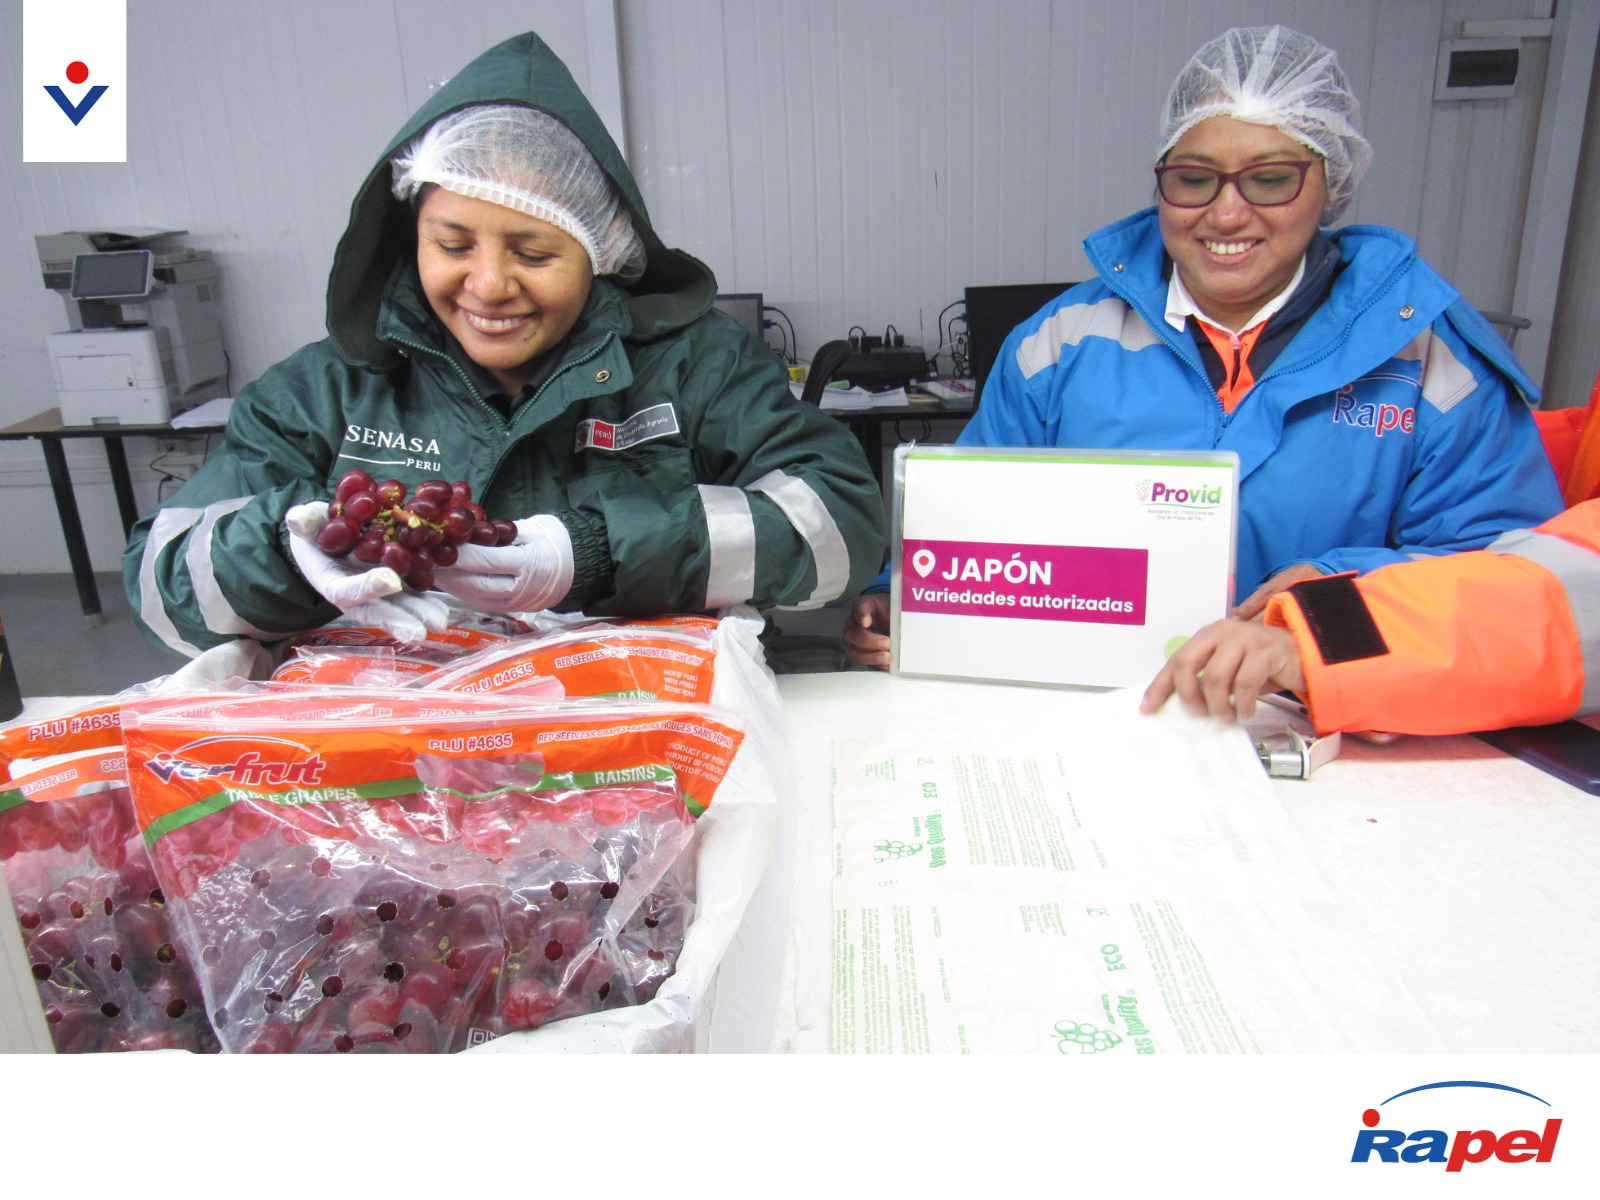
{"left": 1153, "top": 160, "right": 1316, "bottom": 208}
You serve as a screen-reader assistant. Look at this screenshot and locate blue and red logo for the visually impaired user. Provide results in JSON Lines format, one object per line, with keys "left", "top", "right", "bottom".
{"left": 1352, "top": 1080, "right": 1561, "bottom": 1171}
{"left": 1331, "top": 384, "right": 1416, "bottom": 438}
{"left": 44, "top": 60, "right": 109, "bottom": 126}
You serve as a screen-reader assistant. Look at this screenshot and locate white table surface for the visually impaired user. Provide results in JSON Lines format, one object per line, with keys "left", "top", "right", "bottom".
{"left": 737, "top": 672, "right": 1600, "bottom": 1054}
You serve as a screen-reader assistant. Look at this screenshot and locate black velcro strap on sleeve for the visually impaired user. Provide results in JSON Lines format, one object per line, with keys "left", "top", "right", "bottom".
{"left": 1287, "top": 572, "right": 1390, "bottom": 665}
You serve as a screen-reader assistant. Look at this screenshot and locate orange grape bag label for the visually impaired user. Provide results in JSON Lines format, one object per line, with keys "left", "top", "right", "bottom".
{"left": 270, "top": 648, "right": 452, "bottom": 688}
{"left": 119, "top": 691, "right": 743, "bottom": 840}
{"left": 0, "top": 702, "right": 124, "bottom": 784}
{"left": 0, "top": 748, "right": 125, "bottom": 810}
{"left": 424, "top": 627, "right": 717, "bottom": 703}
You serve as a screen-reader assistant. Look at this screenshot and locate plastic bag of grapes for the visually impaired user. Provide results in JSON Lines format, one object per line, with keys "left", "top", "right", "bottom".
{"left": 0, "top": 752, "right": 219, "bottom": 1052}
{"left": 419, "top": 620, "right": 718, "bottom": 702}
{"left": 118, "top": 688, "right": 742, "bottom": 1052}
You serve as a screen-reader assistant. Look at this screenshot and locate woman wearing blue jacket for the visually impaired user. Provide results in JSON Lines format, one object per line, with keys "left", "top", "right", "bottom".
{"left": 845, "top": 25, "right": 1561, "bottom": 669}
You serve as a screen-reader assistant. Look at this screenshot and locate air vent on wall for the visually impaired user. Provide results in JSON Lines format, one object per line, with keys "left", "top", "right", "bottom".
{"left": 1434, "top": 38, "right": 1520, "bottom": 101}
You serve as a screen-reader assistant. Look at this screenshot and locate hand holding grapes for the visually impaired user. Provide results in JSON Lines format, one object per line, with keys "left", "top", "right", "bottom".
{"left": 431, "top": 515, "right": 574, "bottom": 615}
{"left": 287, "top": 500, "right": 449, "bottom": 644}
{"left": 286, "top": 469, "right": 486, "bottom": 642}
{"left": 288, "top": 469, "right": 556, "bottom": 638}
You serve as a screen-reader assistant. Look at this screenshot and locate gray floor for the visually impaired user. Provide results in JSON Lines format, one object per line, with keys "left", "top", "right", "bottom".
{"left": 0, "top": 572, "right": 190, "bottom": 700}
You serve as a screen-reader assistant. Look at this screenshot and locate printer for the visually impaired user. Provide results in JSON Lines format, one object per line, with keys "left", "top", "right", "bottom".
{"left": 36, "top": 228, "right": 228, "bottom": 425}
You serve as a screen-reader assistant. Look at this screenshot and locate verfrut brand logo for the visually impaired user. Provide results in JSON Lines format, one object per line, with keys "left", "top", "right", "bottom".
{"left": 144, "top": 736, "right": 328, "bottom": 788}
{"left": 22, "top": 0, "right": 127, "bottom": 163}
{"left": 1351, "top": 1080, "right": 1562, "bottom": 1171}
{"left": 1134, "top": 477, "right": 1224, "bottom": 508}
{"left": 901, "top": 538, "right": 1148, "bottom": 626}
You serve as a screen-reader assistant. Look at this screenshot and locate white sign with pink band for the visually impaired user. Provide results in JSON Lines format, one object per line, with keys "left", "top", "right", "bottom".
{"left": 891, "top": 446, "right": 1238, "bottom": 688}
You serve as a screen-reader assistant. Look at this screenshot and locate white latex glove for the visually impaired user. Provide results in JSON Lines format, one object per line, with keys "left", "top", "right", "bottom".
{"left": 286, "top": 501, "right": 449, "bottom": 644}
{"left": 433, "top": 515, "right": 574, "bottom": 614}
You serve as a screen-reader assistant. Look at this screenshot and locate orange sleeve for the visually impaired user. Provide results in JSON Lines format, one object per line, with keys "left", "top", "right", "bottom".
{"left": 1559, "top": 370, "right": 1600, "bottom": 505}
{"left": 1534, "top": 406, "right": 1586, "bottom": 497}
{"left": 1266, "top": 537, "right": 1588, "bottom": 736}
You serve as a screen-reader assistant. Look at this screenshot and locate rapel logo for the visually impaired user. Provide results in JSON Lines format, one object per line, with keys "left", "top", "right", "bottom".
{"left": 1351, "top": 1080, "right": 1562, "bottom": 1172}
{"left": 22, "top": 0, "right": 127, "bottom": 163}
{"left": 1134, "top": 478, "right": 1223, "bottom": 509}
{"left": 1331, "top": 383, "right": 1416, "bottom": 438}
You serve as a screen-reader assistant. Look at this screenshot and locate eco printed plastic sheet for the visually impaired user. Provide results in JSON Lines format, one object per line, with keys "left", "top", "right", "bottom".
{"left": 828, "top": 693, "right": 1445, "bottom": 1054}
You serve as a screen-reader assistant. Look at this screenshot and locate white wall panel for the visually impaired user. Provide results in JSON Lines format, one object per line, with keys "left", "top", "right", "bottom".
{"left": 619, "top": 0, "right": 1558, "bottom": 371}
{"left": 1411, "top": 0, "right": 1549, "bottom": 319}
{"left": 0, "top": 0, "right": 603, "bottom": 572}
{"left": 1544, "top": 11, "right": 1600, "bottom": 412}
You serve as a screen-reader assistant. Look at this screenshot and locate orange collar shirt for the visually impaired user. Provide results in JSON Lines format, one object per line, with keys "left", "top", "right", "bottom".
{"left": 1165, "top": 258, "right": 1306, "bottom": 413}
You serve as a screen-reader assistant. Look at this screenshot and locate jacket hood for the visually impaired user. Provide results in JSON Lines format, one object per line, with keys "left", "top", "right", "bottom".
{"left": 326, "top": 31, "right": 715, "bottom": 370}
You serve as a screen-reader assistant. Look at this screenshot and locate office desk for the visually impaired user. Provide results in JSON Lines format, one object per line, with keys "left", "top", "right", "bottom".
{"left": 0, "top": 409, "right": 226, "bottom": 621}
{"left": 713, "top": 673, "right": 1600, "bottom": 1054}
{"left": 822, "top": 401, "right": 973, "bottom": 485}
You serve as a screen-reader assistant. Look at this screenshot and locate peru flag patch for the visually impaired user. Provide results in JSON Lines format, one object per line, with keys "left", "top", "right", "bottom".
{"left": 575, "top": 403, "right": 680, "bottom": 453}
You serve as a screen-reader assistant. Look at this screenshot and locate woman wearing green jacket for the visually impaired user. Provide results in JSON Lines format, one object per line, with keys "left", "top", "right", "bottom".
{"left": 124, "top": 31, "right": 884, "bottom": 655}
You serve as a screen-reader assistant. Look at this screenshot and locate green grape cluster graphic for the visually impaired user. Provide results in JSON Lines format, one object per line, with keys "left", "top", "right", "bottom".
{"left": 1054, "top": 1020, "right": 1123, "bottom": 1054}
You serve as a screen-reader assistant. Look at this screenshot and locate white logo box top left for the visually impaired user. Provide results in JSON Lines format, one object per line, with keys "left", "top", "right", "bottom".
{"left": 23, "top": 0, "right": 127, "bottom": 163}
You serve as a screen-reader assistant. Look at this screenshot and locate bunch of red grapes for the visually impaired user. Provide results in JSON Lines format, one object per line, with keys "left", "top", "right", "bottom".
{"left": 314, "top": 470, "right": 517, "bottom": 592}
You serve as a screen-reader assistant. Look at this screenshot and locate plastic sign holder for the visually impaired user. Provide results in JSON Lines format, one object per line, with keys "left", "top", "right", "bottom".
{"left": 890, "top": 445, "right": 1238, "bottom": 689}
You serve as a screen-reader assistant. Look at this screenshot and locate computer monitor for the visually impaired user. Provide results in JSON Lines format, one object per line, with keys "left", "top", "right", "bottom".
{"left": 964, "top": 282, "right": 1076, "bottom": 399}
{"left": 712, "top": 292, "right": 765, "bottom": 342}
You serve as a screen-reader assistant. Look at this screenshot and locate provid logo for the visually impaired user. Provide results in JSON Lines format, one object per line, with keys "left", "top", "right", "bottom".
{"left": 1134, "top": 478, "right": 1223, "bottom": 508}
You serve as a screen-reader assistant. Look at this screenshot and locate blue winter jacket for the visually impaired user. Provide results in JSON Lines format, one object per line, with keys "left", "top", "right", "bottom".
{"left": 873, "top": 209, "right": 1562, "bottom": 598}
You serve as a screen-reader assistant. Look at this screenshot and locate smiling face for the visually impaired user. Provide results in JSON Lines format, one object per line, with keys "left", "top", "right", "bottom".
{"left": 1158, "top": 116, "right": 1327, "bottom": 331}
{"left": 416, "top": 187, "right": 594, "bottom": 394}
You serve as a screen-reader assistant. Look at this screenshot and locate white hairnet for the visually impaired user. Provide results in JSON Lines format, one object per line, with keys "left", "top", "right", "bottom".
{"left": 391, "top": 104, "right": 647, "bottom": 281}
{"left": 1158, "top": 26, "right": 1373, "bottom": 224}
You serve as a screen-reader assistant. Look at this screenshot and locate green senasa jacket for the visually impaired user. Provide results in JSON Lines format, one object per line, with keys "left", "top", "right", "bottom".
{"left": 124, "top": 31, "right": 885, "bottom": 656}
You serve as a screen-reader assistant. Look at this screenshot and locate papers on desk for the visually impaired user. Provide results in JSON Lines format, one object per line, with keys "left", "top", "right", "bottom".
{"left": 915, "top": 378, "right": 977, "bottom": 408}
{"left": 170, "top": 396, "right": 234, "bottom": 428}
{"left": 789, "top": 382, "right": 911, "bottom": 411}
{"left": 826, "top": 691, "right": 1444, "bottom": 1054}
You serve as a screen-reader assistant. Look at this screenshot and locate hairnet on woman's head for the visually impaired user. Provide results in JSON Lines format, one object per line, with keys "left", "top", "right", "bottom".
{"left": 1158, "top": 26, "right": 1373, "bottom": 224}
{"left": 391, "top": 104, "right": 647, "bottom": 280}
